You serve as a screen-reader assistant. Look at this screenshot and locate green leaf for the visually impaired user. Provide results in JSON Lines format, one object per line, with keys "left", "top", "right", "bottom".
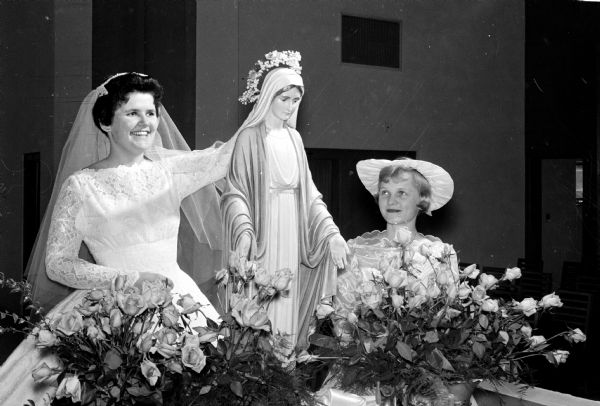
{"left": 199, "top": 385, "right": 212, "bottom": 395}
{"left": 309, "top": 333, "right": 339, "bottom": 350}
{"left": 472, "top": 342, "right": 486, "bottom": 359}
{"left": 478, "top": 314, "right": 489, "bottom": 329}
{"left": 103, "top": 349, "right": 122, "bottom": 370}
{"left": 126, "top": 385, "right": 155, "bottom": 397}
{"left": 426, "top": 348, "right": 455, "bottom": 371}
{"left": 395, "top": 341, "right": 413, "bottom": 362}
{"left": 230, "top": 381, "right": 243, "bottom": 398}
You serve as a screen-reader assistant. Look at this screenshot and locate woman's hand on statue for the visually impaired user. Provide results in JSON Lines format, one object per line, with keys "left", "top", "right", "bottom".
{"left": 329, "top": 234, "right": 350, "bottom": 269}
{"left": 134, "top": 272, "right": 174, "bottom": 290}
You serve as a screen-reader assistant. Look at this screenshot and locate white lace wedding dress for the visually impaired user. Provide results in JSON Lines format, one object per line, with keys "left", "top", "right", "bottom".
{"left": 0, "top": 149, "right": 228, "bottom": 405}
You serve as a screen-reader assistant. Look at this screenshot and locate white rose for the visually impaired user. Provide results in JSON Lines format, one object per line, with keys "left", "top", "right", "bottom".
{"left": 503, "top": 267, "right": 522, "bottom": 281}
{"left": 529, "top": 335, "right": 546, "bottom": 347}
{"left": 516, "top": 298, "right": 538, "bottom": 316}
{"left": 520, "top": 325, "right": 532, "bottom": 338}
{"left": 481, "top": 298, "right": 499, "bottom": 312}
{"left": 461, "top": 264, "right": 480, "bottom": 279}
{"left": 471, "top": 285, "right": 487, "bottom": 303}
{"left": 551, "top": 350, "right": 569, "bottom": 364}
{"left": 315, "top": 304, "right": 335, "bottom": 319}
{"left": 392, "top": 227, "right": 413, "bottom": 246}
{"left": 458, "top": 282, "right": 472, "bottom": 300}
{"left": 568, "top": 328, "right": 586, "bottom": 343}
{"left": 538, "top": 292, "right": 563, "bottom": 309}
{"left": 478, "top": 273, "right": 499, "bottom": 290}
{"left": 56, "top": 375, "right": 82, "bottom": 403}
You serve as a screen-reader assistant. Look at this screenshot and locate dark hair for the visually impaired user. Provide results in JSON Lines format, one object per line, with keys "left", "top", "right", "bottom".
{"left": 273, "top": 84, "right": 304, "bottom": 99}
{"left": 92, "top": 73, "right": 163, "bottom": 136}
{"left": 377, "top": 165, "right": 432, "bottom": 213}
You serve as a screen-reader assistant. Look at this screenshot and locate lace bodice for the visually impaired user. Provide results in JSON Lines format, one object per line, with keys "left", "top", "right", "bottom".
{"left": 45, "top": 147, "right": 230, "bottom": 290}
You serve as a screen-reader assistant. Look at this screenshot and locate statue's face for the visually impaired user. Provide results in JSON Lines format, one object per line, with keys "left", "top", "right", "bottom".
{"left": 269, "top": 87, "right": 302, "bottom": 122}
{"left": 378, "top": 173, "right": 421, "bottom": 226}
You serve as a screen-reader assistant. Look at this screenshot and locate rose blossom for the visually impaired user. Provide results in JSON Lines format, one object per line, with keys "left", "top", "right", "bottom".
{"left": 272, "top": 268, "right": 293, "bottom": 291}
{"left": 390, "top": 291, "right": 404, "bottom": 309}
{"left": 88, "top": 289, "right": 105, "bottom": 301}
{"left": 567, "top": 328, "right": 586, "bottom": 343}
{"left": 481, "top": 298, "right": 499, "bottom": 312}
{"left": 425, "top": 282, "right": 441, "bottom": 299}
{"left": 161, "top": 304, "right": 180, "bottom": 327}
{"left": 347, "top": 312, "right": 358, "bottom": 324}
{"left": 140, "top": 359, "right": 161, "bottom": 386}
{"left": 529, "top": 335, "right": 546, "bottom": 347}
{"left": 138, "top": 332, "right": 154, "bottom": 353}
{"left": 539, "top": 292, "right": 563, "bottom": 309}
{"left": 32, "top": 359, "right": 63, "bottom": 384}
{"left": 36, "top": 329, "right": 58, "bottom": 348}
{"left": 333, "top": 320, "right": 354, "bottom": 345}
{"left": 315, "top": 303, "right": 335, "bottom": 319}
{"left": 407, "top": 294, "right": 427, "bottom": 309}
{"left": 551, "top": 350, "right": 569, "bottom": 364}
{"left": 253, "top": 267, "right": 271, "bottom": 287}
{"left": 433, "top": 308, "right": 457, "bottom": 322}
{"left": 359, "top": 281, "right": 383, "bottom": 310}
{"left": 109, "top": 308, "right": 123, "bottom": 329}
{"left": 392, "top": 227, "right": 413, "bottom": 246}
{"left": 516, "top": 297, "right": 538, "bottom": 316}
{"left": 52, "top": 310, "right": 84, "bottom": 336}
{"left": 457, "top": 282, "right": 472, "bottom": 300}
{"left": 471, "top": 285, "right": 487, "bottom": 303}
{"left": 478, "top": 273, "right": 499, "bottom": 290}
{"left": 154, "top": 328, "right": 179, "bottom": 358}
{"left": 177, "top": 294, "right": 203, "bottom": 315}
{"left": 141, "top": 280, "right": 170, "bottom": 308}
{"left": 116, "top": 292, "right": 147, "bottom": 316}
{"left": 520, "top": 325, "right": 532, "bottom": 338}
{"left": 384, "top": 268, "right": 408, "bottom": 289}
{"left": 77, "top": 297, "right": 102, "bottom": 316}
{"left": 181, "top": 344, "right": 207, "bottom": 373}
{"left": 461, "top": 264, "right": 480, "bottom": 279}
{"left": 503, "top": 267, "right": 522, "bottom": 281}
{"left": 55, "top": 374, "right": 82, "bottom": 402}
{"left": 231, "top": 299, "right": 270, "bottom": 332}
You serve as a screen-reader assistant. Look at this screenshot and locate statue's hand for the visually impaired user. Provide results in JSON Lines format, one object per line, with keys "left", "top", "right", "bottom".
{"left": 329, "top": 234, "right": 350, "bottom": 269}
{"left": 235, "top": 233, "right": 252, "bottom": 262}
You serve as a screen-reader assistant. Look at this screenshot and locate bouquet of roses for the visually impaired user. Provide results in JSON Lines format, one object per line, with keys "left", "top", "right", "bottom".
{"left": 304, "top": 235, "right": 587, "bottom": 404}
{"left": 0, "top": 271, "right": 314, "bottom": 406}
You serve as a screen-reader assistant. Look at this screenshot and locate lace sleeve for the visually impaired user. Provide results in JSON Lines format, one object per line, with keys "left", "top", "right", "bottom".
{"left": 165, "top": 139, "right": 235, "bottom": 200}
{"left": 45, "top": 175, "right": 139, "bottom": 289}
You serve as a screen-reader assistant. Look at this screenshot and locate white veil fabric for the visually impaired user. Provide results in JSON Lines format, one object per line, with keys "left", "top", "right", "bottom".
{"left": 27, "top": 82, "right": 224, "bottom": 312}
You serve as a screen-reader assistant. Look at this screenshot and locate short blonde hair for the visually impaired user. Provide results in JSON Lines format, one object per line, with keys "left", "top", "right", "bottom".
{"left": 377, "top": 166, "right": 432, "bottom": 213}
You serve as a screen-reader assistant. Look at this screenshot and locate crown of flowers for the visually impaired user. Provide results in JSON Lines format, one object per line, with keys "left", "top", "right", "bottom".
{"left": 239, "top": 50, "right": 302, "bottom": 105}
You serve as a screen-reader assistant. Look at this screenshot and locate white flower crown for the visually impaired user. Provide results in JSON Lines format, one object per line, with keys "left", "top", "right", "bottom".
{"left": 239, "top": 50, "right": 302, "bottom": 105}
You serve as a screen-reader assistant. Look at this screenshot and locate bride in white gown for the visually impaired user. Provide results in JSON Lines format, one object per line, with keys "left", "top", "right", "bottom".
{"left": 0, "top": 72, "right": 234, "bottom": 405}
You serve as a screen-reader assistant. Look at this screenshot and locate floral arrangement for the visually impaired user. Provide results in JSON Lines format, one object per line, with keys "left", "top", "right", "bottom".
{"left": 0, "top": 272, "right": 313, "bottom": 406}
{"left": 304, "top": 232, "right": 587, "bottom": 404}
{"left": 239, "top": 50, "right": 302, "bottom": 105}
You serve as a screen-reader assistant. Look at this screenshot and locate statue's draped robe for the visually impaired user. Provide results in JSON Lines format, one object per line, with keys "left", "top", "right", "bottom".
{"left": 221, "top": 124, "right": 339, "bottom": 348}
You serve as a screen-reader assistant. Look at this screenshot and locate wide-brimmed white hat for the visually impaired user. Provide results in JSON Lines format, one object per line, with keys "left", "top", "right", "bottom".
{"left": 356, "top": 158, "right": 454, "bottom": 213}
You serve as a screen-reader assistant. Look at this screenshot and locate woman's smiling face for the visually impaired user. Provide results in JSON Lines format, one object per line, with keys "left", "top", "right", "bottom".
{"left": 378, "top": 172, "right": 422, "bottom": 226}
{"left": 102, "top": 91, "right": 159, "bottom": 157}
